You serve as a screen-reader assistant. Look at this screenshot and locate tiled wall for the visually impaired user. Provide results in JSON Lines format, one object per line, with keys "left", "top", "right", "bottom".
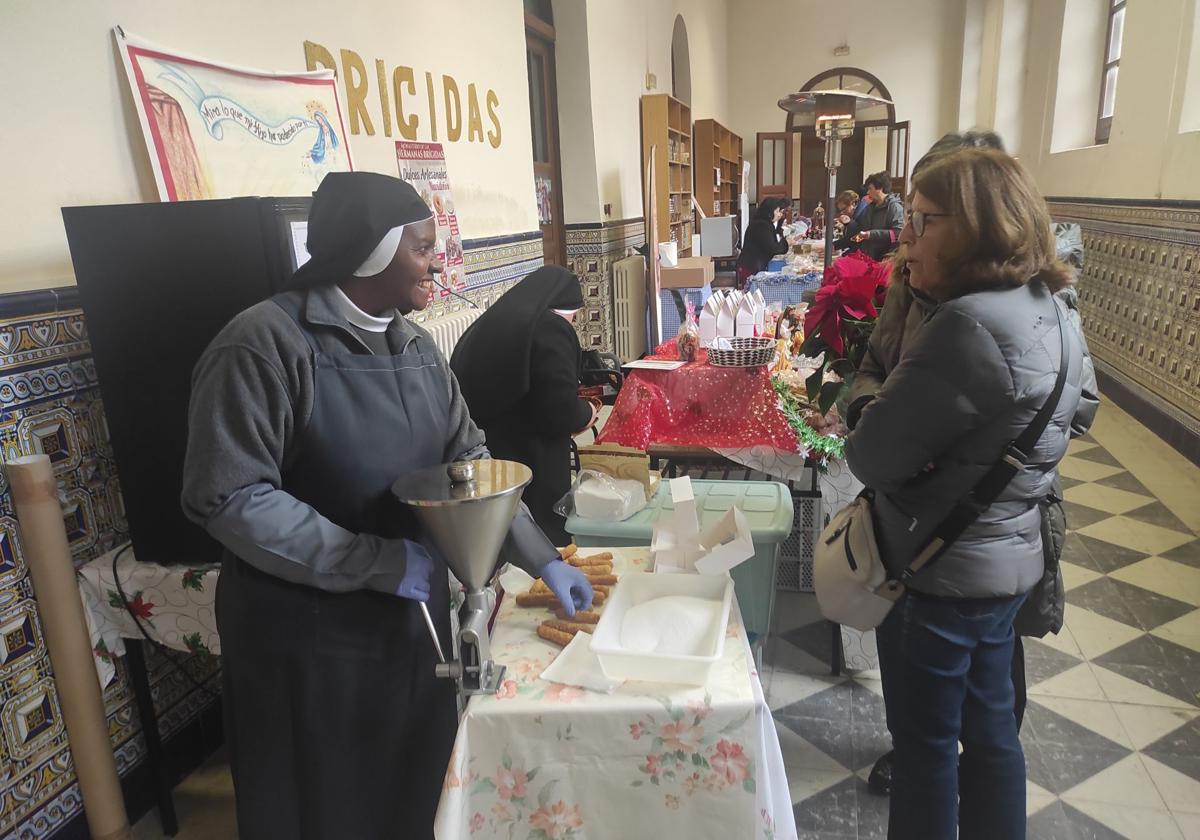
{"left": 565, "top": 219, "right": 646, "bottom": 353}
{"left": 1049, "top": 199, "right": 1200, "bottom": 460}
{"left": 0, "top": 230, "right": 545, "bottom": 839}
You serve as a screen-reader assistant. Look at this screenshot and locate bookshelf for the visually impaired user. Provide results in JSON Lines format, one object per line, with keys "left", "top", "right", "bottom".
{"left": 641, "top": 93, "right": 693, "bottom": 256}
{"left": 692, "top": 119, "right": 743, "bottom": 223}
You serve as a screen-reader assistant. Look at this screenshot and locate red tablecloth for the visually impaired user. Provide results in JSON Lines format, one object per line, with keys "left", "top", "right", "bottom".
{"left": 597, "top": 346, "right": 799, "bottom": 452}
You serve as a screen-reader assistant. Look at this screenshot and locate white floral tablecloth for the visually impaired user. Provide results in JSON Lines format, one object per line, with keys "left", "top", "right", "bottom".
{"left": 436, "top": 548, "right": 797, "bottom": 840}
{"left": 77, "top": 544, "right": 221, "bottom": 687}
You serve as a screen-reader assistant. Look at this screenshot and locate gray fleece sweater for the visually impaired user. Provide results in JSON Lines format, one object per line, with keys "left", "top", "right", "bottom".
{"left": 181, "top": 284, "right": 555, "bottom": 595}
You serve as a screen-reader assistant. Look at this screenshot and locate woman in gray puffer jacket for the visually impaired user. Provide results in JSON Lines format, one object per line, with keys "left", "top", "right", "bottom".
{"left": 845, "top": 149, "right": 1087, "bottom": 840}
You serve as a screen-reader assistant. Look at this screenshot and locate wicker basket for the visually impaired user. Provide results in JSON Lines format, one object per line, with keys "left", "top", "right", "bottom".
{"left": 707, "top": 337, "right": 776, "bottom": 368}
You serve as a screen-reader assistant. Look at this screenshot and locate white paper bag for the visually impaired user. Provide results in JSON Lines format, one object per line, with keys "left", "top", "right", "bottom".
{"left": 735, "top": 295, "right": 758, "bottom": 337}
{"left": 753, "top": 290, "right": 767, "bottom": 333}
{"left": 716, "top": 295, "right": 737, "bottom": 338}
{"left": 699, "top": 292, "right": 723, "bottom": 346}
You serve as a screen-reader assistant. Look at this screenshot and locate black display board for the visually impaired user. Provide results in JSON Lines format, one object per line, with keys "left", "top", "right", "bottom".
{"left": 62, "top": 196, "right": 310, "bottom": 565}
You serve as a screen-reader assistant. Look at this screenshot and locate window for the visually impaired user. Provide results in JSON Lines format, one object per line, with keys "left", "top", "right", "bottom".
{"left": 1096, "top": 0, "right": 1125, "bottom": 144}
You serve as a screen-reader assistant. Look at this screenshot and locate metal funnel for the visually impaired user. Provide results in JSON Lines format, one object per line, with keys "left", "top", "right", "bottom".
{"left": 392, "top": 460, "right": 532, "bottom": 592}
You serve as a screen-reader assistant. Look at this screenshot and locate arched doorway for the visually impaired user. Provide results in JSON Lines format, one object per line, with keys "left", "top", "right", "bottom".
{"left": 670, "top": 16, "right": 691, "bottom": 105}
{"left": 785, "top": 68, "right": 909, "bottom": 216}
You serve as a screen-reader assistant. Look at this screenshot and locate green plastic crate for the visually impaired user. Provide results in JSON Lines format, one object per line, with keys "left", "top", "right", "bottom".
{"left": 565, "top": 479, "right": 794, "bottom": 642}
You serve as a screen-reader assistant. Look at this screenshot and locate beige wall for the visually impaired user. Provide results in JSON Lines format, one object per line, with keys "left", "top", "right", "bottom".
{"left": 0, "top": 0, "right": 539, "bottom": 293}
{"left": 968, "top": 0, "right": 1200, "bottom": 200}
{"left": 579, "top": 0, "right": 732, "bottom": 222}
{"left": 727, "top": 0, "right": 967, "bottom": 201}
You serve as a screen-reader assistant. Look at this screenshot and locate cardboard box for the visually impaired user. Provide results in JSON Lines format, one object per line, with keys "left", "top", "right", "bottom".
{"left": 660, "top": 255, "right": 715, "bottom": 289}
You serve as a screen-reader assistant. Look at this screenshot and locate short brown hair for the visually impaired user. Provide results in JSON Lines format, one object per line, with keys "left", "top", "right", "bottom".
{"left": 910, "top": 148, "right": 1072, "bottom": 297}
{"left": 836, "top": 190, "right": 859, "bottom": 211}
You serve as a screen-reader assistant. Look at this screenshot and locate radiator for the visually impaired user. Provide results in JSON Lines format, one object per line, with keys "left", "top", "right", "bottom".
{"left": 422, "top": 308, "right": 484, "bottom": 357}
{"left": 612, "top": 255, "right": 647, "bottom": 362}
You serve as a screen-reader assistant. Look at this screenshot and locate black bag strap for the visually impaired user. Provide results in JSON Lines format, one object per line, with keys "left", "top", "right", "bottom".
{"left": 900, "top": 298, "right": 1069, "bottom": 583}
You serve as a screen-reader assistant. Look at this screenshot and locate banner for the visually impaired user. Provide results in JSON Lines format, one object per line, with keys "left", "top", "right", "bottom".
{"left": 396, "top": 141, "right": 466, "bottom": 297}
{"left": 116, "top": 28, "right": 353, "bottom": 201}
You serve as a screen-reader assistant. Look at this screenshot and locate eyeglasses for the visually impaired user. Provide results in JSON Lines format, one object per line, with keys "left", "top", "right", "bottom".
{"left": 905, "top": 209, "right": 953, "bottom": 237}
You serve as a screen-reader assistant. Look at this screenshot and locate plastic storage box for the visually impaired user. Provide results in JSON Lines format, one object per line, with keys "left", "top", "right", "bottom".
{"left": 566, "top": 479, "right": 793, "bottom": 643}
{"left": 590, "top": 572, "right": 734, "bottom": 686}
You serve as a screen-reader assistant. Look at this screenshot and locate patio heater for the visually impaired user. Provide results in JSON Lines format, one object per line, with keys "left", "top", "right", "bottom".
{"left": 777, "top": 89, "right": 892, "bottom": 269}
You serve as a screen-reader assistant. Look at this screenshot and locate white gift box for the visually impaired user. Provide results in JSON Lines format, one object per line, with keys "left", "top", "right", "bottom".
{"left": 735, "top": 294, "right": 759, "bottom": 337}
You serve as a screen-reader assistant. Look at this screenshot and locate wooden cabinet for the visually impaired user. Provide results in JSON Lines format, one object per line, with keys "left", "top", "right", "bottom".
{"left": 641, "top": 94, "right": 693, "bottom": 256}
{"left": 693, "top": 119, "right": 743, "bottom": 223}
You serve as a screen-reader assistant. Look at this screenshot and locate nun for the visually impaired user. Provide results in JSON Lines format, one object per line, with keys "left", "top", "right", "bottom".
{"left": 181, "top": 172, "right": 591, "bottom": 839}
{"left": 450, "top": 267, "right": 598, "bottom": 545}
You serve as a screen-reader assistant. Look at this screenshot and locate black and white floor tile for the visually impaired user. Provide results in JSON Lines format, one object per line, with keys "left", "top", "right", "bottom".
{"left": 766, "top": 431, "right": 1200, "bottom": 839}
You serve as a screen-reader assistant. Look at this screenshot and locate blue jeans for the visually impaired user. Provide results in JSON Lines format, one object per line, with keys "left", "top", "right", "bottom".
{"left": 878, "top": 591, "right": 1027, "bottom": 840}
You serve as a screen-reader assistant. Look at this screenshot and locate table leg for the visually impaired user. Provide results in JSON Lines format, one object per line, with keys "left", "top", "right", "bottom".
{"left": 830, "top": 622, "right": 844, "bottom": 677}
{"left": 125, "top": 640, "right": 178, "bottom": 836}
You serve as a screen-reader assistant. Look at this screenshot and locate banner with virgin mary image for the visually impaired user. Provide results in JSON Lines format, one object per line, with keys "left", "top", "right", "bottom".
{"left": 116, "top": 28, "right": 353, "bottom": 201}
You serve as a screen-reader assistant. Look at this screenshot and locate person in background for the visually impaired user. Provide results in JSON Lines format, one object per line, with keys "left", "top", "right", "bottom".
{"left": 850, "top": 129, "right": 1098, "bottom": 799}
{"left": 736, "top": 196, "right": 791, "bottom": 286}
{"left": 847, "top": 149, "right": 1090, "bottom": 839}
{"left": 835, "top": 171, "right": 904, "bottom": 260}
{"left": 451, "top": 266, "right": 599, "bottom": 545}
{"left": 181, "top": 172, "right": 592, "bottom": 840}
{"left": 835, "top": 189, "right": 860, "bottom": 225}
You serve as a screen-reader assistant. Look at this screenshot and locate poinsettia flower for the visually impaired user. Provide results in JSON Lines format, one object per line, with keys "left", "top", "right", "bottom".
{"left": 126, "top": 594, "right": 155, "bottom": 620}
{"left": 803, "top": 285, "right": 846, "bottom": 356}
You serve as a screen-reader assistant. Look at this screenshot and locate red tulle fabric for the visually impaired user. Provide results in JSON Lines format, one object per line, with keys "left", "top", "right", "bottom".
{"left": 596, "top": 342, "right": 798, "bottom": 451}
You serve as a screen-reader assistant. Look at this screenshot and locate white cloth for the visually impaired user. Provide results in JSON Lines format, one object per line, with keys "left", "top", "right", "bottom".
{"left": 539, "top": 632, "right": 622, "bottom": 694}
{"left": 331, "top": 284, "right": 394, "bottom": 331}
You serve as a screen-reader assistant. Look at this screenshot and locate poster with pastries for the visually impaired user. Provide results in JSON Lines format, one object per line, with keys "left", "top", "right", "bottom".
{"left": 395, "top": 141, "right": 466, "bottom": 297}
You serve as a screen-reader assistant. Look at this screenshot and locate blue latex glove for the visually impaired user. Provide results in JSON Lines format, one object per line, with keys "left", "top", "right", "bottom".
{"left": 539, "top": 559, "right": 594, "bottom": 617}
{"left": 396, "top": 539, "right": 435, "bottom": 602}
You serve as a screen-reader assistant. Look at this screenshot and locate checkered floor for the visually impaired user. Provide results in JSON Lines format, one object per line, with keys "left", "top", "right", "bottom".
{"left": 764, "top": 429, "right": 1200, "bottom": 839}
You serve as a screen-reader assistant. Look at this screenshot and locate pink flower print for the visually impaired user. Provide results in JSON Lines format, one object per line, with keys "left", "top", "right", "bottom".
{"left": 528, "top": 800, "right": 584, "bottom": 839}
{"left": 659, "top": 720, "right": 703, "bottom": 753}
{"left": 545, "top": 683, "right": 584, "bottom": 704}
{"left": 630, "top": 721, "right": 646, "bottom": 740}
{"left": 495, "top": 679, "right": 518, "bottom": 700}
{"left": 710, "top": 739, "right": 750, "bottom": 786}
{"left": 491, "top": 801, "right": 513, "bottom": 821}
{"left": 686, "top": 699, "right": 713, "bottom": 721}
{"left": 492, "top": 765, "right": 528, "bottom": 801}
{"left": 514, "top": 656, "right": 547, "bottom": 681}
{"left": 469, "top": 812, "right": 485, "bottom": 833}
{"left": 682, "top": 771, "right": 703, "bottom": 794}
{"left": 642, "top": 754, "right": 662, "bottom": 776}
{"left": 665, "top": 794, "right": 680, "bottom": 810}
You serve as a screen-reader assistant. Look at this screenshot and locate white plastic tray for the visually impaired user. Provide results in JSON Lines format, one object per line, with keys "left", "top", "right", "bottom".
{"left": 589, "top": 572, "right": 733, "bottom": 686}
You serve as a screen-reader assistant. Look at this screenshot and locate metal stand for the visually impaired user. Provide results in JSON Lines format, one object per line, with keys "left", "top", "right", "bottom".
{"left": 124, "top": 640, "right": 178, "bottom": 836}
{"left": 822, "top": 137, "right": 843, "bottom": 271}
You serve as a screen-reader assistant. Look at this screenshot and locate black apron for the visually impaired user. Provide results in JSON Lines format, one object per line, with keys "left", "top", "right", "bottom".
{"left": 215, "top": 295, "right": 457, "bottom": 840}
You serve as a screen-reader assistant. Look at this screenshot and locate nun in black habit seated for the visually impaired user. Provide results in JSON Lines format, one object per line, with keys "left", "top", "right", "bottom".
{"left": 451, "top": 266, "right": 599, "bottom": 544}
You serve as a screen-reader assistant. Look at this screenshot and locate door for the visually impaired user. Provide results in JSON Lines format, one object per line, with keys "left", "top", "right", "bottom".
{"left": 888, "top": 121, "right": 911, "bottom": 198}
{"left": 526, "top": 21, "right": 566, "bottom": 266}
{"left": 755, "top": 132, "right": 791, "bottom": 203}
{"left": 799, "top": 131, "right": 865, "bottom": 218}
